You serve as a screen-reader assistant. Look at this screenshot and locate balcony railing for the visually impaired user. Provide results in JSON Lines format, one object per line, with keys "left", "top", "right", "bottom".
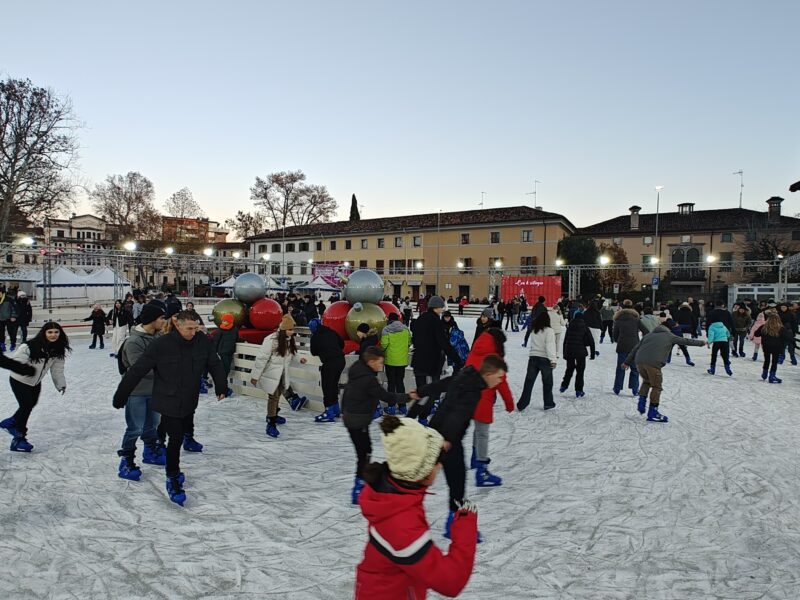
{"left": 666, "top": 267, "right": 706, "bottom": 281}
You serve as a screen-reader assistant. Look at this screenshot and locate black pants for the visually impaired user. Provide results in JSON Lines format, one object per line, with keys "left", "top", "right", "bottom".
{"left": 458, "top": 305, "right": 464, "bottom": 315}
{"left": 517, "top": 356, "right": 554, "bottom": 410}
{"left": 90, "top": 334, "right": 105, "bottom": 348}
{"left": 9, "top": 378, "right": 41, "bottom": 436}
{"left": 561, "top": 356, "right": 586, "bottom": 392}
{"left": 384, "top": 365, "right": 406, "bottom": 401}
{"left": 711, "top": 342, "right": 730, "bottom": 366}
{"left": 0, "top": 321, "right": 16, "bottom": 346}
{"left": 732, "top": 333, "right": 746, "bottom": 354}
{"left": 504, "top": 314, "right": 514, "bottom": 330}
{"left": 406, "top": 371, "right": 440, "bottom": 419}
{"left": 347, "top": 426, "right": 371, "bottom": 478}
{"left": 158, "top": 413, "right": 194, "bottom": 475}
{"left": 320, "top": 357, "right": 345, "bottom": 407}
{"left": 442, "top": 440, "right": 466, "bottom": 513}
{"left": 159, "top": 411, "right": 194, "bottom": 442}
{"left": 601, "top": 320, "right": 613, "bottom": 340}
{"left": 763, "top": 351, "right": 780, "bottom": 375}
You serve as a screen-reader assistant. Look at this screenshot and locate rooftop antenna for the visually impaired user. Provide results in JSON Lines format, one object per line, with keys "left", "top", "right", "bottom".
{"left": 479, "top": 191, "right": 486, "bottom": 209}
{"left": 733, "top": 170, "right": 743, "bottom": 209}
{"left": 525, "top": 179, "right": 542, "bottom": 209}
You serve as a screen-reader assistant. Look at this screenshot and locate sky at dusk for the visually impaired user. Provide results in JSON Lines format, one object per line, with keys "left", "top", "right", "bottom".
{"left": 2, "top": 1, "right": 799, "bottom": 232}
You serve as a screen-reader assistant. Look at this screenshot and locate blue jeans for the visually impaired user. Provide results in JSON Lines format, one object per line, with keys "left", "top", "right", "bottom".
{"left": 120, "top": 395, "right": 160, "bottom": 452}
{"left": 614, "top": 351, "right": 639, "bottom": 392}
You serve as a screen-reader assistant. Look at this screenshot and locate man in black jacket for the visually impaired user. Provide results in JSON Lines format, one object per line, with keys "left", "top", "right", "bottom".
{"left": 407, "top": 296, "right": 463, "bottom": 424}
{"left": 341, "top": 346, "right": 410, "bottom": 504}
{"left": 112, "top": 310, "right": 228, "bottom": 506}
{"left": 413, "top": 355, "right": 507, "bottom": 539}
{"left": 705, "top": 301, "right": 734, "bottom": 335}
{"left": 310, "top": 321, "right": 346, "bottom": 422}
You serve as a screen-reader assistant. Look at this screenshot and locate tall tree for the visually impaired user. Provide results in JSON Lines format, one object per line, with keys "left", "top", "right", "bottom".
{"left": 224, "top": 210, "right": 269, "bottom": 239}
{"left": 349, "top": 194, "right": 360, "bottom": 221}
{"left": 163, "top": 187, "right": 204, "bottom": 219}
{"left": 250, "top": 170, "right": 337, "bottom": 232}
{"left": 90, "top": 172, "right": 162, "bottom": 240}
{"left": 596, "top": 242, "right": 638, "bottom": 294}
{"left": 0, "top": 77, "right": 80, "bottom": 241}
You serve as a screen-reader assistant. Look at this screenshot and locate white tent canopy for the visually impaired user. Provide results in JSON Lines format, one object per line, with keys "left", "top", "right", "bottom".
{"left": 295, "top": 276, "right": 340, "bottom": 292}
{"left": 212, "top": 275, "right": 237, "bottom": 289}
{"left": 33, "top": 266, "right": 131, "bottom": 302}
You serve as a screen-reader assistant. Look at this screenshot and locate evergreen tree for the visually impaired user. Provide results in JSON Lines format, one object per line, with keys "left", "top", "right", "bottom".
{"left": 349, "top": 194, "right": 360, "bottom": 221}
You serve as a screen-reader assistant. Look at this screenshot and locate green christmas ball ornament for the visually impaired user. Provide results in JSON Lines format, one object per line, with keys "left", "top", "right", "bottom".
{"left": 212, "top": 298, "right": 248, "bottom": 328}
{"left": 344, "top": 302, "right": 388, "bottom": 341}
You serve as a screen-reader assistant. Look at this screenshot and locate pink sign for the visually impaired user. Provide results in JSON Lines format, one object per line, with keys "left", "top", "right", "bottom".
{"left": 313, "top": 262, "right": 352, "bottom": 287}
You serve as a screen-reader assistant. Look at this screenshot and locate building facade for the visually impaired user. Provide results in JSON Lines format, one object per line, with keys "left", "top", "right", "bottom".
{"left": 247, "top": 206, "right": 575, "bottom": 300}
{"left": 575, "top": 197, "right": 800, "bottom": 296}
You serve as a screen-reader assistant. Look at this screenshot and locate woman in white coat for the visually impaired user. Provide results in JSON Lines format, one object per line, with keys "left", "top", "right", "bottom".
{"left": 250, "top": 315, "right": 306, "bottom": 438}
{"left": 547, "top": 305, "right": 566, "bottom": 359}
{"left": 0, "top": 322, "right": 70, "bottom": 452}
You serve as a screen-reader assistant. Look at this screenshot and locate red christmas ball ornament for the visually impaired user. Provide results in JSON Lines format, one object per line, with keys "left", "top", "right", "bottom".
{"left": 343, "top": 339, "right": 361, "bottom": 355}
{"left": 249, "top": 298, "right": 283, "bottom": 331}
{"left": 377, "top": 301, "right": 403, "bottom": 323}
{"left": 322, "top": 300, "right": 351, "bottom": 340}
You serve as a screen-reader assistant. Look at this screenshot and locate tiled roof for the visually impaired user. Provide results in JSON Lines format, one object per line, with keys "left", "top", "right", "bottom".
{"left": 577, "top": 208, "right": 800, "bottom": 236}
{"left": 247, "top": 206, "right": 574, "bottom": 240}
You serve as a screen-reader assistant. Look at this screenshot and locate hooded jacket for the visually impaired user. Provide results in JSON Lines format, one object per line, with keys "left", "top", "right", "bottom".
{"left": 731, "top": 310, "right": 753, "bottom": 334}
{"left": 747, "top": 312, "right": 766, "bottom": 347}
{"left": 624, "top": 325, "right": 705, "bottom": 369}
{"left": 612, "top": 308, "right": 648, "bottom": 355}
{"left": 120, "top": 325, "right": 159, "bottom": 396}
{"left": 355, "top": 466, "right": 477, "bottom": 600}
{"left": 250, "top": 332, "right": 299, "bottom": 395}
{"left": 341, "top": 359, "right": 408, "bottom": 429}
{"left": 411, "top": 310, "right": 463, "bottom": 376}
{"left": 676, "top": 306, "right": 695, "bottom": 327}
{"left": 9, "top": 343, "right": 66, "bottom": 389}
{"left": 707, "top": 322, "right": 731, "bottom": 343}
{"left": 112, "top": 329, "right": 228, "bottom": 416}
{"left": 547, "top": 307, "right": 566, "bottom": 335}
{"left": 562, "top": 314, "right": 596, "bottom": 360}
{"left": 466, "top": 332, "right": 513, "bottom": 424}
{"left": 310, "top": 324, "right": 345, "bottom": 363}
{"left": 380, "top": 320, "right": 411, "bottom": 367}
{"left": 15, "top": 297, "right": 32, "bottom": 326}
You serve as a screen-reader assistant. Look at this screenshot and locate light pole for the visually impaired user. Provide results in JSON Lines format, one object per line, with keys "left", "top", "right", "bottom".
{"left": 436, "top": 210, "right": 441, "bottom": 293}
{"left": 652, "top": 186, "right": 663, "bottom": 307}
{"left": 733, "top": 170, "right": 743, "bottom": 209}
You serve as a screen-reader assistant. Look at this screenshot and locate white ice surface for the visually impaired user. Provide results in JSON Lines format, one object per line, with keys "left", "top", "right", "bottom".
{"left": 1, "top": 322, "right": 799, "bottom": 600}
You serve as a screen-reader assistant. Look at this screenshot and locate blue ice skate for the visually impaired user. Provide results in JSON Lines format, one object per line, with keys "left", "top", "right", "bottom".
{"left": 372, "top": 404, "right": 383, "bottom": 421}
{"left": 383, "top": 405, "right": 397, "bottom": 416}
{"left": 288, "top": 393, "right": 308, "bottom": 411}
{"left": 143, "top": 444, "right": 166, "bottom": 465}
{"left": 314, "top": 405, "right": 338, "bottom": 423}
{"left": 10, "top": 436, "right": 33, "bottom": 452}
{"left": 724, "top": 363, "right": 733, "bottom": 377}
{"left": 444, "top": 510, "right": 482, "bottom": 543}
{"left": 275, "top": 415, "right": 287, "bottom": 424}
{"left": 417, "top": 417, "right": 429, "bottom": 427}
{"left": 0, "top": 416, "right": 20, "bottom": 438}
{"left": 685, "top": 358, "right": 695, "bottom": 367}
{"left": 398, "top": 404, "right": 408, "bottom": 415}
{"left": 118, "top": 457, "right": 142, "bottom": 481}
{"left": 559, "top": 386, "right": 567, "bottom": 393}
{"left": 752, "top": 351, "right": 759, "bottom": 361}
{"left": 707, "top": 365, "right": 716, "bottom": 375}
{"left": 182, "top": 435, "right": 203, "bottom": 452}
{"left": 475, "top": 461, "right": 502, "bottom": 487}
{"left": 351, "top": 476, "right": 365, "bottom": 505}
{"left": 769, "top": 373, "right": 782, "bottom": 384}
{"left": 199, "top": 378, "right": 208, "bottom": 394}
{"left": 631, "top": 387, "right": 639, "bottom": 396}
{"left": 266, "top": 423, "right": 280, "bottom": 438}
{"left": 612, "top": 388, "right": 621, "bottom": 395}
{"left": 576, "top": 391, "right": 586, "bottom": 398}
{"left": 761, "top": 370, "right": 768, "bottom": 381}
{"left": 637, "top": 396, "right": 647, "bottom": 414}
{"left": 646, "top": 406, "right": 668, "bottom": 423}
{"left": 792, "top": 356, "right": 798, "bottom": 366}
{"left": 166, "top": 474, "right": 186, "bottom": 506}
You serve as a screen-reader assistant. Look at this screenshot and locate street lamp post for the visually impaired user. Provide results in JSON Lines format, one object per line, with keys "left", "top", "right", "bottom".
{"left": 652, "top": 186, "right": 663, "bottom": 307}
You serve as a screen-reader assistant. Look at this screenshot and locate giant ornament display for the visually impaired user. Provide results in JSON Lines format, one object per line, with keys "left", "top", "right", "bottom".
{"left": 321, "top": 300, "right": 351, "bottom": 341}
{"left": 345, "top": 302, "right": 388, "bottom": 341}
{"left": 212, "top": 298, "right": 247, "bottom": 328}
{"left": 377, "top": 300, "right": 403, "bottom": 323}
{"left": 233, "top": 272, "right": 267, "bottom": 304}
{"left": 248, "top": 298, "right": 283, "bottom": 330}
{"left": 342, "top": 269, "right": 384, "bottom": 305}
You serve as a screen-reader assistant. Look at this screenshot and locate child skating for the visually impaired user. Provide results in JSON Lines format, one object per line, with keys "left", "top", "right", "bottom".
{"left": 754, "top": 311, "right": 793, "bottom": 384}
{"left": 707, "top": 321, "right": 733, "bottom": 376}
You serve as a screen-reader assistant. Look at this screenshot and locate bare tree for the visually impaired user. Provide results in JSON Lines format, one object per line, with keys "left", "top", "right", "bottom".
{"left": 0, "top": 77, "right": 80, "bottom": 241}
{"left": 250, "top": 170, "right": 338, "bottom": 232}
{"left": 90, "top": 172, "right": 162, "bottom": 240}
{"left": 163, "top": 187, "right": 204, "bottom": 219}
{"left": 224, "top": 210, "right": 269, "bottom": 239}
{"left": 597, "top": 243, "right": 638, "bottom": 294}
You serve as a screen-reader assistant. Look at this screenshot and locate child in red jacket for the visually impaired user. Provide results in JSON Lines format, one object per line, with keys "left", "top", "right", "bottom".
{"left": 467, "top": 328, "right": 514, "bottom": 487}
{"left": 355, "top": 416, "right": 477, "bottom": 600}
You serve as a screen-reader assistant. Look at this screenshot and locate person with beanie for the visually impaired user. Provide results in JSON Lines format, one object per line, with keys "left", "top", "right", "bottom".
{"left": 355, "top": 322, "right": 380, "bottom": 356}
{"left": 611, "top": 301, "right": 648, "bottom": 395}
{"left": 112, "top": 310, "right": 229, "bottom": 506}
{"left": 250, "top": 315, "right": 307, "bottom": 438}
{"left": 407, "top": 296, "right": 464, "bottom": 425}
{"left": 355, "top": 415, "right": 478, "bottom": 599}
{"left": 310, "top": 318, "right": 346, "bottom": 422}
{"left": 473, "top": 307, "right": 499, "bottom": 345}
{"left": 413, "top": 354, "right": 507, "bottom": 539}
{"left": 342, "top": 346, "right": 412, "bottom": 504}
{"left": 115, "top": 303, "right": 168, "bottom": 480}
{"left": 380, "top": 312, "right": 412, "bottom": 415}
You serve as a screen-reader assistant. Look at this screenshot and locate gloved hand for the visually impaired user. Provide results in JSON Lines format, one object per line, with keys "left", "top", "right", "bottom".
{"left": 58, "top": 387, "right": 66, "bottom": 395}
{"left": 112, "top": 394, "right": 127, "bottom": 409}
{"left": 521, "top": 342, "right": 527, "bottom": 348}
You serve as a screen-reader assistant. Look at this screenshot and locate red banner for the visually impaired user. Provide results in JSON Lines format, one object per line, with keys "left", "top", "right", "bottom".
{"left": 501, "top": 276, "right": 562, "bottom": 306}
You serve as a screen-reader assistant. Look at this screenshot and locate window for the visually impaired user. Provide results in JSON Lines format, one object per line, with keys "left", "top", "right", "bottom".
{"left": 271, "top": 264, "right": 280, "bottom": 275}
{"left": 520, "top": 256, "right": 537, "bottom": 274}
{"left": 5, "top": 254, "right": 12, "bottom": 264}
{"left": 361, "top": 239, "right": 368, "bottom": 249}
{"left": 285, "top": 243, "right": 296, "bottom": 252}
{"left": 359, "top": 260, "right": 367, "bottom": 268}
{"left": 642, "top": 254, "right": 654, "bottom": 272}
{"left": 490, "top": 232, "right": 500, "bottom": 244}
{"left": 300, "top": 263, "right": 308, "bottom": 275}
{"left": 521, "top": 230, "right": 532, "bottom": 243}
{"left": 299, "top": 242, "right": 309, "bottom": 251}
{"left": 681, "top": 235, "right": 692, "bottom": 243}
{"left": 375, "top": 260, "right": 384, "bottom": 274}
{"left": 258, "top": 244, "right": 268, "bottom": 253}
{"left": 345, "top": 240, "right": 352, "bottom": 250}
{"left": 315, "top": 241, "right": 322, "bottom": 251}
{"left": 460, "top": 233, "right": 470, "bottom": 245}
{"left": 287, "top": 264, "right": 294, "bottom": 275}
{"left": 413, "top": 235, "right": 422, "bottom": 247}
{"left": 377, "top": 238, "right": 385, "bottom": 249}
{"left": 329, "top": 240, "right": 336, "bottom": 250}
{"left": 718, "top": 252, "right": 734, "bottom": 272}
{"left": 394, "top": 236, "right": 403, "bottom": 248}
{"left": 56, "top": 230, "right": 64, "bottom": 237}
{"left": 613, "top": 237, "right": 623, "bottom": 245}
{"left": 271, "top": 243, "right": 281, "bottom": 253}
{"left": 459, "top": 257, "right": 472, "bottom": 274}
{"left": 745, "top": 231, "right": 757, "bottom": 242}
{"left": 389, "top": 259, "right": 406, "bottom": 274}
{"left": 721, "top": 233, "right": 733, "bottom": 243}
{"left": 643, "top": 236, "right": 654, "bottom": 245}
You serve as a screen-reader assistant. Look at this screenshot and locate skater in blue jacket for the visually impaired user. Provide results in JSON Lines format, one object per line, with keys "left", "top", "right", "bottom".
{"left": 706, "top": 321, "right": 733, "bottom": 376}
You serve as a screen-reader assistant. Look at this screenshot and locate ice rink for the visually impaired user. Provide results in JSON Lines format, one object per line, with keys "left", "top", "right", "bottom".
{"left": 1, "top": 318, "right": 799, "bottom": 600}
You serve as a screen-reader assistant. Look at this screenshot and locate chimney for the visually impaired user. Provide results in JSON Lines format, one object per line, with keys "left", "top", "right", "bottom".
{"left": 767, "top": 196, "right": 783, "bottom": 223}
{"left": 629, "top": 205, "right": 641, "bottom": 230}
{"left": 677, "top": 202, "right": 694, "bottom": 216}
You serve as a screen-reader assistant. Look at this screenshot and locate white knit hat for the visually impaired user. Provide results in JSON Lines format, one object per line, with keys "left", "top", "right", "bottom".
{"left": 381, "top": 417, "right": 444, "bottom": 482}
